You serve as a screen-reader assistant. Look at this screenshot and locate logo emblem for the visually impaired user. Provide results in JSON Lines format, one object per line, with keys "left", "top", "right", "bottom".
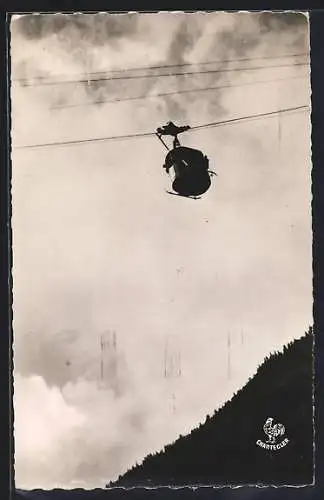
{"left": 256, "top": 417, "right": 289, "bottom": 451}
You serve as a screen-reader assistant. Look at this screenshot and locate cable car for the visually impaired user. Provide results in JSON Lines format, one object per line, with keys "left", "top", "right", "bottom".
{"left": 156, "top": 121, "right": 216, "bottom": 199}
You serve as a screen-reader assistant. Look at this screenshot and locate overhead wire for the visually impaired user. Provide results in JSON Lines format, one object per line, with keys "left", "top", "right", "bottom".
{"left": 189, "top": 105, "right": 309, "bottom": 131}
{"left": 15, "top": 105, "right": 309, "bottom": 150}
{"left": 13, "top": 51, "right": 308, "bottom": 84}
{"left": 51, "top": 74, "right": 308, "bottom": 110}
{"left": 16, "top": 62, "right": 309, "bottom": 87}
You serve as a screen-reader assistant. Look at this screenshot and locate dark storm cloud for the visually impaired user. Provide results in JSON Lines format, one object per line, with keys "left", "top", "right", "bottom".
{"left": 14, "top": 330, "right": 81, "bottom": 388}
{"left": 200, "top": 12, "right": 307, "bottom": 119}
{"left": 167, "top": 17, "right": 203, "bottom": 65}
{"left": 158, "top": 11, "right": 307, "bottom": 123}
{"left": 13, "top": 13, "right": 139, "bottom": 46}
{"left": 12, "top": 13, "right": 141, "bottom": 110}
{"left": 162, "top": 17, "right": 206, "bottom": 121}
{"left": 258, "top": 11, "right": 307, "bottom": 32}
{"left": 210, "top": 12, "right": 306, "bottom": 61}
{"left": 257, "top": 12, "right": 308, "bottom": 51}
{"left": 13, "top": 12, "right": 308, "bottom": 121}
{"left": 14, "top": 328, "right": 129, "bottom": 398}
{"left": 83, "top": 15, "right": 205, "bottom": 121}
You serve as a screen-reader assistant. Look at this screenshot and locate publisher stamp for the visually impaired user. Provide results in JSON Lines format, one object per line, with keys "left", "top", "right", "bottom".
{"left": 256, "top": 417, "right": 289, "bottom": 451}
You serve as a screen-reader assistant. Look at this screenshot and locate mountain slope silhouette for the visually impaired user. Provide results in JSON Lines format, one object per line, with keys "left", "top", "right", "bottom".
{"left": 109, "top": 329, "right": 314, "bottom": 487}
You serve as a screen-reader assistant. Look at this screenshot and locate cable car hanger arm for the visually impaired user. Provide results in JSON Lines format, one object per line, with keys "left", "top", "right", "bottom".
{"left": 155, "top": 132, "right": 170, "bottom": 151}
{"left": 156, "top": 121, "right": 191, "bottom": 150}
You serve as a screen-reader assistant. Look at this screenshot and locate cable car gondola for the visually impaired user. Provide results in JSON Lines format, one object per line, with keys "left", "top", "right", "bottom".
{"left": 156, "top": 121, "right": 216, "bottom": 199}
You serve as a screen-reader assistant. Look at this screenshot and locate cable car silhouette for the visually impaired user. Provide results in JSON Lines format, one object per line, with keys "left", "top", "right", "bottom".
{"left": 156, "top": 121, "right": 216, "bottom": 199}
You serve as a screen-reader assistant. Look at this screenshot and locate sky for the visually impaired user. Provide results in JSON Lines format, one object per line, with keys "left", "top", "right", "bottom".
{"left": 10, "top": 12, "right": 312, "bottom": 490}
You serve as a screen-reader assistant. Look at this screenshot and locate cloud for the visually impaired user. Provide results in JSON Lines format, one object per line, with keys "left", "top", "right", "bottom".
{"left": 10, "top": 12, "right": 308, "bottom": 121}
{"left": 12, "top": 13, "right": 139, "bottom": 45}
{"left": 14, "top": 371, "right": 150, "bottom": 489}
{"left": 14, "top": 363, "right": 213, "bottom": 489}
{"left": 14, "top": 374, "right": 86, "bottom": 489}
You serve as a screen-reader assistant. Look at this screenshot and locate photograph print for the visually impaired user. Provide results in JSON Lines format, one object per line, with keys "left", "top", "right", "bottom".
{"left": 10, "top": 11, "right": 314, "bottom": 490}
